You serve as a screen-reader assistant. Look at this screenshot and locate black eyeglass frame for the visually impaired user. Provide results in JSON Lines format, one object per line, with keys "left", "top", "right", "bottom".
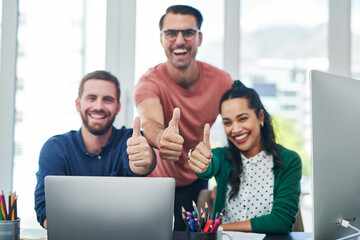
{"left": 161, "top": 29, "right": 201, "bottom": 41}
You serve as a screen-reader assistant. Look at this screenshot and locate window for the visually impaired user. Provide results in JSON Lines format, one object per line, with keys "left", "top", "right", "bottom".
{"left": 282, "top": 105, "right": 297, "bottom": 111}
{"left": 282, "top": 91, "right": 297, "bottom": 97}
{"left": 240, "top": 0, "right": 329, "bottom": 232}
{"left": 0, "top": 1, "right": 2, "bottom": 53}
{"left": 253, "top": 83, "right": 277, "bottom": 97}
{"left": 13, "top": 0, "right": 106, "bottom": 228}
{"left": 352, "top": 0, "right": 360, "bottom": 78}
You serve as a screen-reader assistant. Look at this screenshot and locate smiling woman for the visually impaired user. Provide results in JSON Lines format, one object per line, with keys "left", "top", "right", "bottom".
{"left": 188, "top": 81, "right": 302, "bottom": 234}
{"left": 221, "top": 97, "right": 264, "bottom": 159}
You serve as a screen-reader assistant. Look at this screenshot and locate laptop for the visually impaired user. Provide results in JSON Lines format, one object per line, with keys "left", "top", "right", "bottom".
{"left": 45, "top": 176, "right": 175, "bottom": 240}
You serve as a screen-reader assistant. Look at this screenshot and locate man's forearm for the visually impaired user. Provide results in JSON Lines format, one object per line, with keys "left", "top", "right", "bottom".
{"left": 142, "top": 120, "right": 164, "bottom": 149}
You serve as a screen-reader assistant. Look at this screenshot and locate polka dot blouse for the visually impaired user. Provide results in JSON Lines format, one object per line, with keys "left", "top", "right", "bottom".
{"left": 222, "top": 150, "right": 274, "bottom": 223}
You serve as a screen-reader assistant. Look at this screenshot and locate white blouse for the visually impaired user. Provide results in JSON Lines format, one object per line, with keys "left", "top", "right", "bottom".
{"left": 222, "top": 150, "right": 274, "bottom": 223}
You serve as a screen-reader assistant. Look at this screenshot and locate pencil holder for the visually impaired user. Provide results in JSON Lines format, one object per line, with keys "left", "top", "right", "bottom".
{"left": 186, "top": 230, "right": 217, "bottom": 240}
{"left": 186, "top": 228, "right": 232, "bottom": 240}
{"left": 0, "top": 218, "right": 20, "bottom": 240}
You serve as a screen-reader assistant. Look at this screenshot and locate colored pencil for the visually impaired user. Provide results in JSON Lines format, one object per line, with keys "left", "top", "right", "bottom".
{"left": 14, "top": 192, "right": 17, "bottom": 219}
{"left": 200, "top": 208, "right": 206, "bottom": 230}
{"left": 181, "top": 206, "right": 190, "bottom": 231}
{"left": 192, "top": 200, "right": 200, "bottom": 221}
{"left": 1, "top": 191, "right": 8, "bottom": 220}
{"left": 0, "top": 195, "right": 4, "bottom": 220}
{"left": 205, "top": 201, "right": 209, "bottom": 221}
{"left": 9, "top": 192, "right": 14, "bottom": 220}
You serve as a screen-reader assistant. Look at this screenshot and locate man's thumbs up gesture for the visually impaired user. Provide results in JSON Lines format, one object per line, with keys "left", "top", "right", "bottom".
{"left": 188, "top": 123, "right": 213, "bottom": 173}
{"left": 159, "top": 108, "right": 184, "bottom": 161}
{"left": 127, "top": 116, "right": 155, "bottom": 175}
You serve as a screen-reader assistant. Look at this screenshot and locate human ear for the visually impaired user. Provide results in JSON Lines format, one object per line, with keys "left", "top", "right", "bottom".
{"left": 116, "top": 102, "right": 121, "bottom": 115}
{"left": 75, "top": 98, "right": 80, "bottom": 112}
{"left": 259, "top": 109, "right": 265, "bottom": 124}
{"left": 198, "top": 32, "right": 203, "bottom": 46}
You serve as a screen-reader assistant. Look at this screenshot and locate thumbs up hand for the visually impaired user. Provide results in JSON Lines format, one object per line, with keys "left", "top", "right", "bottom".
{"left": 132, "top": 115, "right": 142, "bottom": 137}
{"left": 168, "top": 107, "right": 180, "bottom": 134}
{"left": 127, "top": 116, "right": 155, "bottom": 175}
{"left": 159, "top": 108, "right": 184, "bottom": 161}
{"left": 188, "top": 123, "right": 213, "bottom": 173}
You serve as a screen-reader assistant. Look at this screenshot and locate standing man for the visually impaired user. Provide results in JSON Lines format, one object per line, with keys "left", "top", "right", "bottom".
{"left": 35, "top": 70, "right": 155, "bottom": 229}
{"left": 134, "top": 5, "right": 233, "bottom": 230}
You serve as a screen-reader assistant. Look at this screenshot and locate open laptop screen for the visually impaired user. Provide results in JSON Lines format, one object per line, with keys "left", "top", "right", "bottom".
{"left": 45, "top": 176, "right": 175, "bottom": 240}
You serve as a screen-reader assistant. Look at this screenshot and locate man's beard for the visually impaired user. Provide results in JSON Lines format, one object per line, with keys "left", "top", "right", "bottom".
{"left": 81, "top": 110, "right": 115, "bottom": 136}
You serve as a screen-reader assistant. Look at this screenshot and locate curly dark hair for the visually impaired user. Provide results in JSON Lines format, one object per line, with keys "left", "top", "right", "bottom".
{"left": 219, "top": 80, "right": 283, "bottom": 201}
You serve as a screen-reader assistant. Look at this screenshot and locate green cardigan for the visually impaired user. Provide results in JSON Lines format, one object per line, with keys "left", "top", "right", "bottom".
{"left": 197, "top": 145, "right": 302, "bottom": 234}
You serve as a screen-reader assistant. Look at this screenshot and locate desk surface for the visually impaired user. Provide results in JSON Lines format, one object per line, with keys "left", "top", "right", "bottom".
{"left": 172, "top": 231, "right": 312, "bottom": 240}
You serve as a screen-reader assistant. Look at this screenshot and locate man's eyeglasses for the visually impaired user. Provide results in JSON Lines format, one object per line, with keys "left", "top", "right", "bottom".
{"left": 161, "top": 29, "right": 201, "bottom": 41}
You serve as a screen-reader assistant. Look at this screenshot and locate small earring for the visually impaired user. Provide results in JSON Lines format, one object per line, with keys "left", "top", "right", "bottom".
{"left": 261, "top": 122, "right": 264, "bottom": 128}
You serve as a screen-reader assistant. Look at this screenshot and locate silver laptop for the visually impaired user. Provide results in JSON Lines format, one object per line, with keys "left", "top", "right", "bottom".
{"left": 45, "top": 176, "right": 175, "bottom": 240}
{"left": 310, "top": 70, "right": 360, "bottom": 239}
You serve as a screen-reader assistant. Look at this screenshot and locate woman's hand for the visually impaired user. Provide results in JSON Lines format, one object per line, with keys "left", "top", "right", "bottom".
{"left": 188, "top": 124, "right": 213, "bottom": 173}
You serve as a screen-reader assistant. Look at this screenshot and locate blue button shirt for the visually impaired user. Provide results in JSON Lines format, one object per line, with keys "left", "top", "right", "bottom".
{"left": 34, "top": 126, "right": 154, "bottom": 227}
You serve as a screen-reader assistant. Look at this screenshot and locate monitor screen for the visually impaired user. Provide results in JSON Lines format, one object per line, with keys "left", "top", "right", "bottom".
{"left": 310, "top": 70, "right": 360, "bottom": 239}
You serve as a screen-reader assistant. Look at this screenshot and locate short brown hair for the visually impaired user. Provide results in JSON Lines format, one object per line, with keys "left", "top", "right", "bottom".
{"left": 159, "top": 5, "right": 203, "bottom": 30}
{"left": 78, "top": 70, "right": 121, "bottom": 102}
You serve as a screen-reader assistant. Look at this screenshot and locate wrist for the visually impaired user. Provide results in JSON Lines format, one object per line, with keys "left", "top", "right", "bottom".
{"left": 155, "top": 129, "right": 165, "bottom": 148}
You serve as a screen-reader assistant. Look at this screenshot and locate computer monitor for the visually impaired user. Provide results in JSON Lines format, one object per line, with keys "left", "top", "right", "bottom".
{"left": 310, "top": 70, "right": 360, "bottom": 239}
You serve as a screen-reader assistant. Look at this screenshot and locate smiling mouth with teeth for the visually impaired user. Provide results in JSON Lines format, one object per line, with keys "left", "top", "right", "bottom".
{"left": 90, "top": 113, "right": 106, "bottom": 119}
{"left": 173, "top": 49, "right": 187, "bottom": 54}
{"left": 235, "top": 133, "right": 249, "bottom": 141}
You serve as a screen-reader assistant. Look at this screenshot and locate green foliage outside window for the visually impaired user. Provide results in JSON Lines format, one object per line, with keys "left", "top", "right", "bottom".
{"left": 272, "top": 115, "right": 311, "bottom": 176}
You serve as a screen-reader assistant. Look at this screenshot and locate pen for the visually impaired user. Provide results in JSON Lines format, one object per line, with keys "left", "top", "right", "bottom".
{"left": 215, "top": 211, "right": 219, "bottom": 220}
{"left": 192, "top": 211, "right": 201, "bottom": 232}
{"left": 189, "top": 218, "right": 197, "bottom": 232}
{"left": 186, "top": 211, "right": 192, "bottom": 221}
{"left": 219, "top": 211, "right": 224, "bottom": 223}
{"left": 210, "top": 219, "right": 220, "bottom": 232}
{"left": 203, "top": 219, "right": 213, "bottom": 233}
